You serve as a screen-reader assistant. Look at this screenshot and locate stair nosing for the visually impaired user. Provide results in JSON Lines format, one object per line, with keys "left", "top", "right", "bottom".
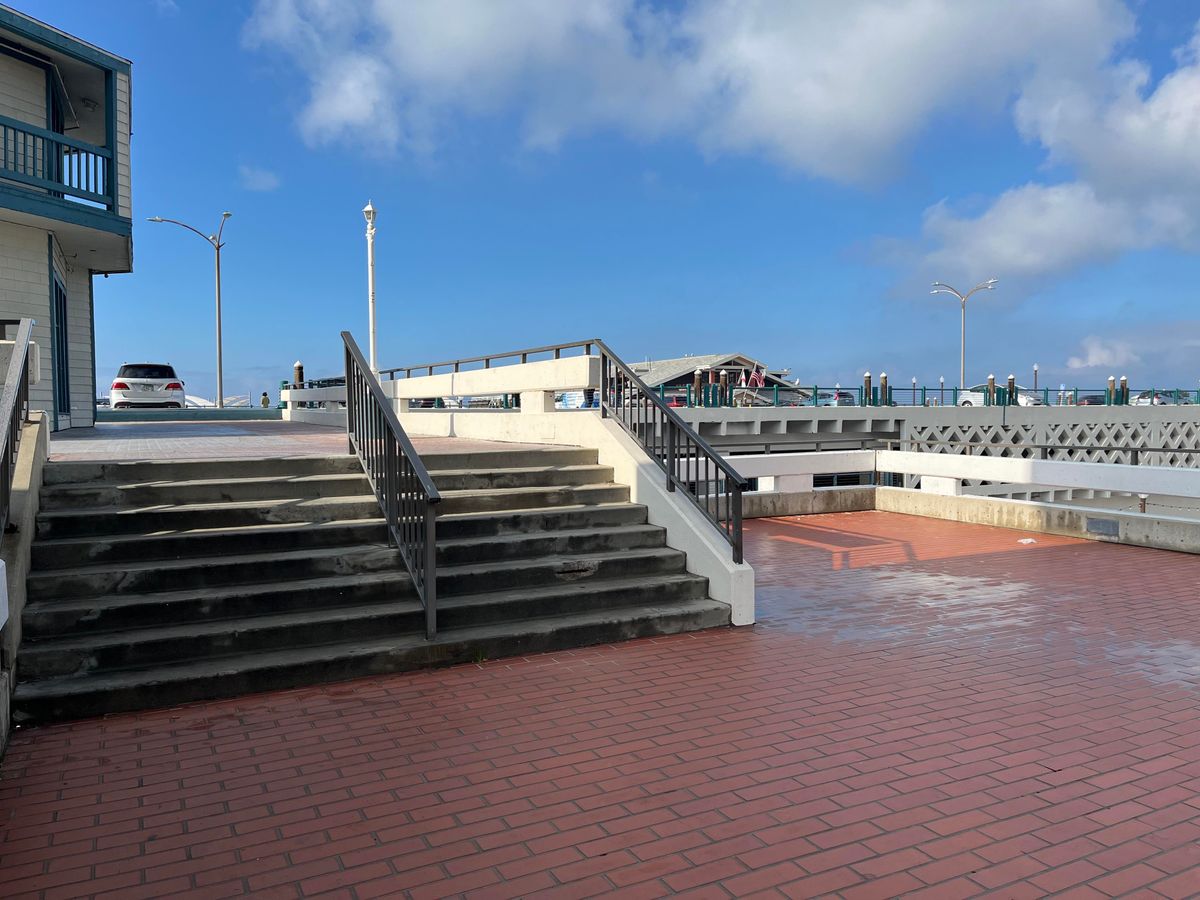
{"left": 14, "top": 598, "right": 728, "bottom": 699}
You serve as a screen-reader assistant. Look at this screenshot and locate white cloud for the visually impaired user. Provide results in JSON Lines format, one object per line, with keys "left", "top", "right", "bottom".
{"left": 244, "top": 1, "right": 1200, "bottom": 285}
{"left": 244, "top": 0, "right": 1131, "bottom": 183}
{"left": 917, "top": 19, "right": 1200, "bottom": 285}
{"left": 1066, "top": 335, "right": 1141, "bottom": 370}
{"left": 238, "top": 164, "right": 282, "bottom": 191}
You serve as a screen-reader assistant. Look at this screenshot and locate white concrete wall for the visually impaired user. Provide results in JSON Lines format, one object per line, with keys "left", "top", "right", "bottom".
{"left": 115, "top": 71, "right": 131, "bottom": 219}
{"left": 383, "top": 356, "right": 598, "bottom": 401}
{"left": 0, "top": 221, "right": 51, "bottom": 419}
{"left": 877, "top": 449, "right": 1200, "bottom": 499}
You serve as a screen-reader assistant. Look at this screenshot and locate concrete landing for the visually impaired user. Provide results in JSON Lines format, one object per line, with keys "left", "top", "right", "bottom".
{"left": 49, "top": 420, "right": 562, "bottom": 462}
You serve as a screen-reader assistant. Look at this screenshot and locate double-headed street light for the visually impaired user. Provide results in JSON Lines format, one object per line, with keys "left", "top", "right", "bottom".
{"left": 147, "top": 212, "right": 232, "bottom": 407}
{"left": 931, "top": 278, "right": 998, "bottom": 390}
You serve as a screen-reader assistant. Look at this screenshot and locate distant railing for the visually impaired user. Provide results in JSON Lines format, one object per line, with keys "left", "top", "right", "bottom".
{"left": 1, "top": 318, "right": 34, "bottom": 534}
{"left": 343, "top": 331, "right": 441, "bottom": 638}
{"left": 0, "top": 114, "right": 113, "bottom": 209}
{"left": 379, "top": 340, "right": 595, "bottom": 380}
{"left": 596, "top": 340, "right": 749, "bottom": 563}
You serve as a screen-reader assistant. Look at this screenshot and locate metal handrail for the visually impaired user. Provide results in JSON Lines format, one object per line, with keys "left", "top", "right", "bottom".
{"left": 1, "top": 318, "right": 34, "bottom": 534}
{"left": 342, "top": 331, "right": 442, "bottom": 638}
{"left": 379, "top": 340, "right": 595, "bottom": 380}
{"left": 595, "top": 339, "right": 749, "bottom": 563}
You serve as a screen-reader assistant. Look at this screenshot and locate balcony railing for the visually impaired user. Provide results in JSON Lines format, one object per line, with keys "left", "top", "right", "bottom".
{"left": 0, "top": 113, "right": 112, "bottom": 210}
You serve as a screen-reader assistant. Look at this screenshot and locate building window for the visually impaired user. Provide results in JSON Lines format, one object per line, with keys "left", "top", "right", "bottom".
{"left": 52, "top": 275, "right": 69, "bottom": 414}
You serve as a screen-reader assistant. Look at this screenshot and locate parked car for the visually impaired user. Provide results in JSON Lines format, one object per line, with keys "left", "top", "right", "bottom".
{"left": 1133, "top": 390, "right": 1191, "bottom": 406}
{"left": 1076, "top": 393, "right": 1107, "bottom": 406}
{"left": 109, "top": 363, "right": 185, "bottom": 409}
{"left": 957, "top": 383, "right": 1042, "bottom": 407}
{"left": 816, "top": 390, "right": 856, "bottom": 407}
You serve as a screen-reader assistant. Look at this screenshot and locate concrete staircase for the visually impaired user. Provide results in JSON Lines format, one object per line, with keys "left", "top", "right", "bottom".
{"left": 15, "top": 446, "right": 729, "bottom": 722}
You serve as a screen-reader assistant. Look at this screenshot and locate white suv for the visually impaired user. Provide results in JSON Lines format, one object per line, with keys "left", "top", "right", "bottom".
{"left": 110, "top": 363, "right": 185, "bottom": 409}
{"left": 958, "top": 383, "right": 1043, "bottom": 407}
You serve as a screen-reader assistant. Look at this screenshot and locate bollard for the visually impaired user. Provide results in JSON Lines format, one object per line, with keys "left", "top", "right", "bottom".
{"left": 1107, "top": 375, "right": 1116, "bottom": 406}
{"left": 1119, "top": 375, "right": 1128, "bottom": 405}
{"left": 693, "top": 368, "right": 703, "bottom": 408}
{"left": 987, "top": 374, "right": 996, "bottom": 406}
{"left": 1007, "top": 374, "right": 1016, "bottom": 406}
{"left": 719, "top": 369, "right": 729, "bottom": 407}
{"left": 293, "top": 360, "right": 304, "bottom": 388}
{"left": 863, "top": 372, "right": 872, "bottom": 407}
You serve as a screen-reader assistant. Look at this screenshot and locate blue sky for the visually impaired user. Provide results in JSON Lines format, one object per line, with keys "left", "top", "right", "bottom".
{"left": 21, "top": 0, "right": 1200, "bottom": 398}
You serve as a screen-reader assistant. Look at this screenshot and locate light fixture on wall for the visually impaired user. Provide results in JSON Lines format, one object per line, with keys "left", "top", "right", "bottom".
{"left": 80, "top": 97, "right": 99, "bottom": 112}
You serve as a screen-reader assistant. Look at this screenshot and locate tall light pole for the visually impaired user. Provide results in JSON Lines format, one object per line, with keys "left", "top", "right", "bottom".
{"left": 148, "top": 212, "right": 232, "bottom": 407}
{"left": 931, "top": 278, "right": 997, "bottom": 389}
{"left": 363, "top": 201, "right": 378, "bottom": 374}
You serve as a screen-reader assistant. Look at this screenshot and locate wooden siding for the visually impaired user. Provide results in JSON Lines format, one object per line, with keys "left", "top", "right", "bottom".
{"left": 0, "top": 220, "right": 51, "bottom": 417}
{"left": 115, "top": 71, "right": 130, "bottom": 219}
{"left": 0, "top": 53, "right": 45, "bottom": 125}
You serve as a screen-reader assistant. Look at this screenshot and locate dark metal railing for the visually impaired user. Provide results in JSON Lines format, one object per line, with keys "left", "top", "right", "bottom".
{"left": 379, "top": 340, "right": 595, "bottom": 380}
{"left": 1, "top": 318, "right": 34, "bottom": 534}
{"left": 343, "top": 331, "right": 441, "bottom": 638}
{"left": 596, "top": 339, "right": 748, "bottom": 563}
{"left": 0, "top": 114, "right": 113, "bottom": 209}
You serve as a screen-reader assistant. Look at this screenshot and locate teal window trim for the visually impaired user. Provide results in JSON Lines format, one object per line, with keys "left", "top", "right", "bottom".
{"left": 105, "top": 68, "right": 117, "bottom": 212}
{"left": 46, "top": 235, "right": 59, "bottom": 421}
{"left": 0, "top": 9, "right": 130, "bottom": 74}
{"left": 88, "top": 271, "right": 96, "bottom": 425}
{"left": 0, "top": 182, "right": 131, "bottom": 236}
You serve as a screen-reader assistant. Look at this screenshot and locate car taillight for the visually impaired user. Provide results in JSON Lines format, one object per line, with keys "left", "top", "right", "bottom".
{"left": 111, "top": 381, "right": 129, "bottom": 390}
{"left": 165, "top": 382, "right": 183, "bottom": 390}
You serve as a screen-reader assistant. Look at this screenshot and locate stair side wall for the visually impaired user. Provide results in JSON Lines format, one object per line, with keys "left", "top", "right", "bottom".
{"left": 1, "top": 410, "right": 48, "bottom": 754}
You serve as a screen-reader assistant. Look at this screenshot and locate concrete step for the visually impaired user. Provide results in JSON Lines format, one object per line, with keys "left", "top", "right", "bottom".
{"left": 22, "top": 572, "right": 414, "bottom": 639}
{"left": 42, "top": 455, "right": 364, "bottom": 486}
{"left": 28, "top": 544, "right": 403, "bottom": 601}
{"left": 18, "top": 573, "right": 711, "bottom": 679}
{"left": 436, "top": 572, "right": 710, "bottom": 631}
{"left": 436, "top": 502, "right": 647, "bottom": 539}
{"left": 419, "top": 446, "right": 596, "bottom": 472}
{"left": 429, "top": 464, "right": 614, "bottom": 492}
{"left": 32, "top": 519, "right": 389, "bottom": 569}
{"left": 14, "top": 598, "right": 731, "bottom": 723}
{"left": 438, "top": 547, "right": 687, "bottom": 596}
{"left": 437, "top": 524, "right": 666, "bottom": 565}
{"left": 36, "top": 495, "right": 382, "bottom": 539}
{"left": 437, "top": 483, "right": 629, "bottom": 516}
{"left": 40, "top": 472, "right": 371, "bottom": 511}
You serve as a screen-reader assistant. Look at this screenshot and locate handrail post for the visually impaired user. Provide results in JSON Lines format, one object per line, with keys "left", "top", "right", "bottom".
{"left": 731, "top": 487, "right": 743, "bottom": 564}
{"left": 666, "top": 419, "right": 676, "bottom": 492}
{"left": 384, "top": 436, "right": 397, "bottom": 547}
{"left": 424, "top": 508, "right": 437, "bottom": 639}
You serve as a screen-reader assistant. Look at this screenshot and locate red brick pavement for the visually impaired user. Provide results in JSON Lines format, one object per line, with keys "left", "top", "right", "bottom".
{"left": 3, "top": 511, "right": 1200, "bottom": 898}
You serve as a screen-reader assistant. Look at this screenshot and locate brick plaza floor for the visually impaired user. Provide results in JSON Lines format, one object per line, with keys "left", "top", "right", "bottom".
{"left": 3, "top": 511, "right": 1200, "bottom": 898}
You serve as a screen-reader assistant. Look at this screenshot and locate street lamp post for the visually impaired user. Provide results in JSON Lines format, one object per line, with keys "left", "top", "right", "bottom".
{"left": 931, "top": 278, "right": 998, "bottom": 390}
{"left": 363, "top": 201, "right": 378, "bottom": 375}
{"left": 1033, "top": 363, "right": 1039, "bottom": 392}
{"left": 148, "top": 212, "right": 232, "bottom": 408}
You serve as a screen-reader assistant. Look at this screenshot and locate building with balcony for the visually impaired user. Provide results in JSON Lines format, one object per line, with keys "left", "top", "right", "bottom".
{"left": 0, "top": 5, "right": 131, "bottom": 430}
